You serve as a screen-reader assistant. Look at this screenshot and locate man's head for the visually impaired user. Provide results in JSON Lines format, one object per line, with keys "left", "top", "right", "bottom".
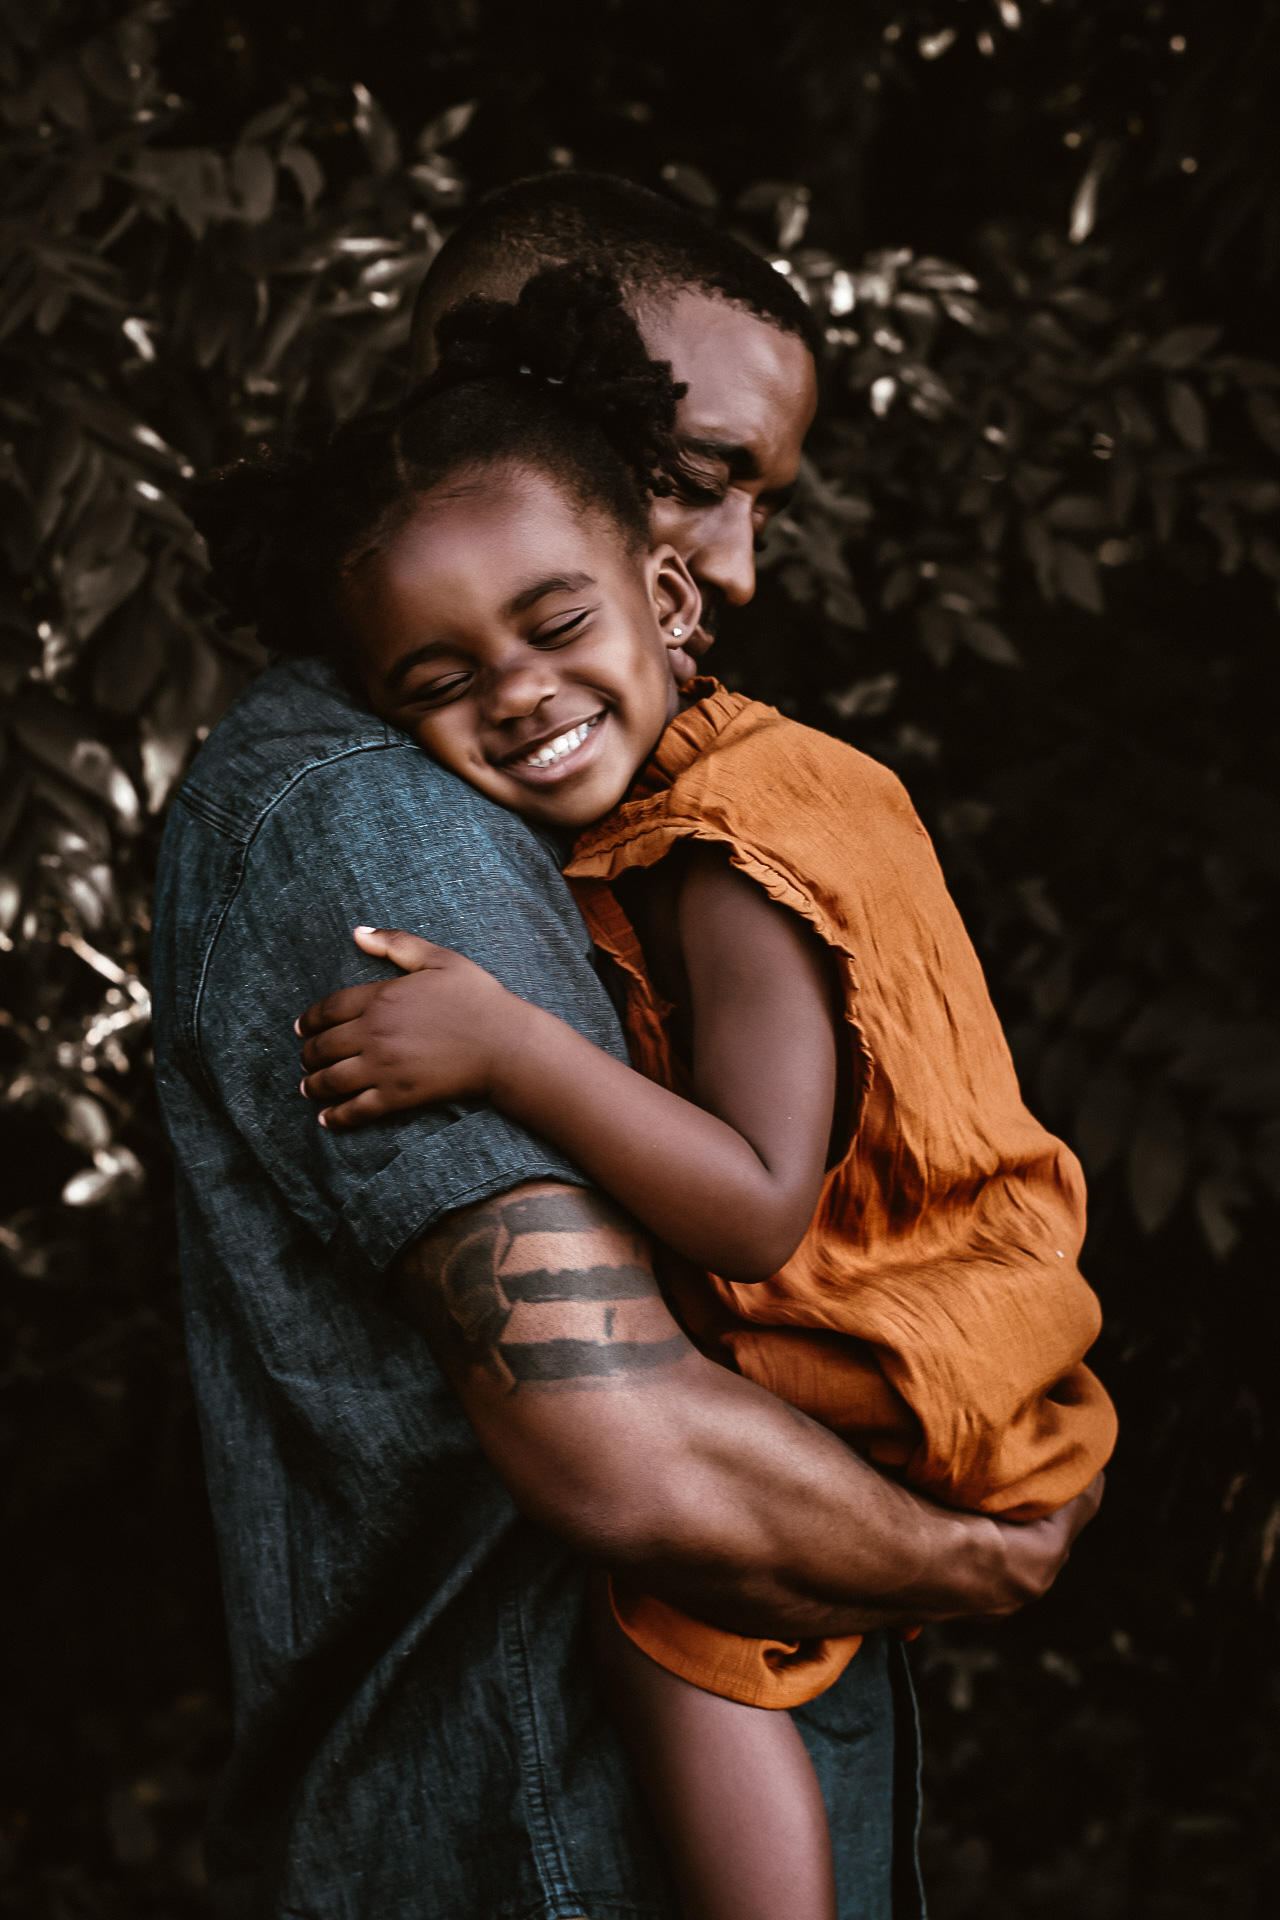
{"left": 410, "top": 172, "right": 819, "bottom": 643}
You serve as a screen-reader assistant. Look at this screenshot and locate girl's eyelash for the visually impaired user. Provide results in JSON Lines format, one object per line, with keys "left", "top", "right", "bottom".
{"left": 414, "top": 674, "right": 471, "bottom": 707}
{"left": 535, "top": 609, "right": 591, "bottom": 645}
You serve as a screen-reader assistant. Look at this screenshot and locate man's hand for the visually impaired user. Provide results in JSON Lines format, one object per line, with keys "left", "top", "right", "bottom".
{"left": 297, "top": 926, "right": 531, "bottom": 1129}
{"left": 394, "top": 1180, "right": 1103, "bottom": 1639}
{"left": 983, "top": 1473, "right": 1105, "bottom": 1614}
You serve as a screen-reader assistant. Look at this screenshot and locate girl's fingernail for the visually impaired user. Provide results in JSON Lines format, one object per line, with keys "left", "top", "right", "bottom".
{"left": 300, "top": 1079, "right": 308, "bottom": 1097}
{"left": 354, "top": 925, "right": 375, "bottom": 935}
{"left": 293, "top": 1018, "right": 302, "bottom": 1036}
{"left": 318, "top": 1112, "right": 329, "bottom": 1128}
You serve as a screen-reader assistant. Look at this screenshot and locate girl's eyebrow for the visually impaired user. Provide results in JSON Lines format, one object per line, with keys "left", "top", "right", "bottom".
{"left": 505, "top": 572, "right": 596, "bottom": 616}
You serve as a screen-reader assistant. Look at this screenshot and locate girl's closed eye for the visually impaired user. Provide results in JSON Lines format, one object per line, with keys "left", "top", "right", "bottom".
{"left": 531, "top": 606, "right": 595, "bottom": 646}
{"left": 407, "top": 670, "right": 473, "bottom": 710}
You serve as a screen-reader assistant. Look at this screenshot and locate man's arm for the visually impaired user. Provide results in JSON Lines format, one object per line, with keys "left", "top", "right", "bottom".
{"left": 394, "top": 1180, "right": 1102, "bottom": 1638}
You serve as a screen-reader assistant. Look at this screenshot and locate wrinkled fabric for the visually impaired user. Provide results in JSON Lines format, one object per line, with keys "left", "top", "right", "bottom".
{"left": 151, "top": 656, "right": 925, "bottom": 1920}
{"left": 567, "top": 683, "right": 1117, "bottom": 1709}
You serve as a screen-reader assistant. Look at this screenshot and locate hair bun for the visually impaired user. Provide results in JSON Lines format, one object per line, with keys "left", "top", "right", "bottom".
{"left": 428, "top": 263, "right": 685, "bottom": 497}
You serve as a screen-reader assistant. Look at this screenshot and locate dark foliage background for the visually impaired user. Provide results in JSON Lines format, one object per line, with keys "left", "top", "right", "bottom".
{"left": 2, "top": 1, "right": 1278, "bottom": 1913}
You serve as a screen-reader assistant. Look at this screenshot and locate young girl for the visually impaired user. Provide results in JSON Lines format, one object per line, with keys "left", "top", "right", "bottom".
{"left": 196, "top": 268, "right": 1115, "bottom": 1920}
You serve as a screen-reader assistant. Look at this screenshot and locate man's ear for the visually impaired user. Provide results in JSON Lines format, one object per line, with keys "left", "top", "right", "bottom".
{"left": 647, "top": 547, "right": 703, "bottom": 674}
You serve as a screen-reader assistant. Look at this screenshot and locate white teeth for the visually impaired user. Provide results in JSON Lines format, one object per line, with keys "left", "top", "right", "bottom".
{"left": 520, "top": 716, "right": 599, "bottom": 769}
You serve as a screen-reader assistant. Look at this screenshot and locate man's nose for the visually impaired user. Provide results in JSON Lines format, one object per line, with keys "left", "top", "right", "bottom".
{"left": 690, "top": 493, "right": 757, "bottom": 607}
{"left": 483, "top": 658, "right": 560, "bottom": 722}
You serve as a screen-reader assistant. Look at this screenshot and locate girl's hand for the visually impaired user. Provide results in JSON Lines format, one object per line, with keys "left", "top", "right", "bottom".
{"left": 296, "top": 926, "right": 527, "bottom": 1130}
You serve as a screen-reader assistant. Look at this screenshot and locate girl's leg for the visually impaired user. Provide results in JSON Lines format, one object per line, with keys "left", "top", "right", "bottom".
{"left": 589, "top": 1576, "right": 837, "bottom": 1920}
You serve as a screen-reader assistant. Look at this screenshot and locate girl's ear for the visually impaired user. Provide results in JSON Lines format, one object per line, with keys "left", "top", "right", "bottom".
{"left": 648, "top": 547, "right": 703, "bottom": 680}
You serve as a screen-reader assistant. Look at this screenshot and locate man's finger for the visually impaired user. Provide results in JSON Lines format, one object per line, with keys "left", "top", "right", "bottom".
{"left": 297, "top": 983, "right": 381, "bottom": 1037}
{"left": 353, "top": 925, "right": 448, "bottom": 973}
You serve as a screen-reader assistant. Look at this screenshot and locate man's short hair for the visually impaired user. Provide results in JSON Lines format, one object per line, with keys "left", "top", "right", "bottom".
{"left": 410, "top": 170, "right": 822, "bottom": 376}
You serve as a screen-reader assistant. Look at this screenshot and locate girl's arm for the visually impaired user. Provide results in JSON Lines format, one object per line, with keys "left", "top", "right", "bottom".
{"left": 297, "top": 848, "right": 839, "bottom": 1281}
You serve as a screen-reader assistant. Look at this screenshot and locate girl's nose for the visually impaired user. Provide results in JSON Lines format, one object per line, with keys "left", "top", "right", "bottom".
{"left": 482, "top": 657, "right": 561, "bottom": 724}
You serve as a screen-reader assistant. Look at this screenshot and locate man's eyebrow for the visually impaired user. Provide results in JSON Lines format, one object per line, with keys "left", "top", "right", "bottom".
{"left": 676, "top": 438, "right": 795, "bottom": 508}
{"left": 678, "top": 437, "right": 762, "bottom": 483}
{"left": 505, "top": 572, "right": 596, "bottom": 615}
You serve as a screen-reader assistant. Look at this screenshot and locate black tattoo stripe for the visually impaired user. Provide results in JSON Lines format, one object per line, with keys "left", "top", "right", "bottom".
{"left": 500, "top": 1263, "right": 656, "bottom": 1304}
{"left": 500, "top": 1193, "right": 607, "bottom": 1236}
{"left": 503, "top": 1335, "right": 688, "bottom": 1381}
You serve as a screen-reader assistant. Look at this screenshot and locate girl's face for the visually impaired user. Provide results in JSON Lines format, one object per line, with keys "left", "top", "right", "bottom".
{"left": 344, "top": 465, "right": 701, "bottom": 831}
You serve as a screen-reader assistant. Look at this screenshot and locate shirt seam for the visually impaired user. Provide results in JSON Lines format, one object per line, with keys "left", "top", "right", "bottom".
{"left": 178, "top": 734, "right": 411, "bottom": 845}
{"left": 186, "top": 739, "right": 422, "bottom": 1079}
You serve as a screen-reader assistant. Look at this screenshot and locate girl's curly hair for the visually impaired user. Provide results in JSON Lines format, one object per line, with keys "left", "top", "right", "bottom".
{"left": 188, "top": 265, "right": 687, "bottom": 658}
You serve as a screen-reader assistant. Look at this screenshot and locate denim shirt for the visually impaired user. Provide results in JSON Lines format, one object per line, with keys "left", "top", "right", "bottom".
{"left": 151, "top": 657, "right": 924, "bottom": 1920}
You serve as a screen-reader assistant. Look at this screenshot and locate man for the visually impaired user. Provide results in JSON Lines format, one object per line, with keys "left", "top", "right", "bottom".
{"left": 154, "top": 173, "right": 1098, "bottom": 1920}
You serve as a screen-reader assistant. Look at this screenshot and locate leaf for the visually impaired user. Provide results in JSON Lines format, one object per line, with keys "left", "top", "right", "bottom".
{"left": 1246, "top": 389, "right": 1280, "bottom": 457}
{"left": 29, "top": 772, "right": 112, "bottom": 858}
{"left": 417, "top": 99, "right": 477, "bottom": 153}
{"left": 1165, "top": 379, "right": 1208, "bottom": 453}
{"left": 60, "top": 1094, "right": 113, "bottom": 1153}
{"left": 1198, "top": 504, "right": 1242, "bottom": 573}
{"left": 881, "top": 565, "right": 916, "bottom": 611}
{"left": 1074, "top": 1065, "right": 1136, "bottom": 1175}
{"left": 91, "top": 598, "right": 170, "bottom": 714}
{"left": 1053, "top": 542, "right": 1104, "bottom": 614}
{"left": 139, "top": 631, "right": 232, "bottom": 811}
{"left": 9, "top": 697, "right": 140, "bottom": 831}
{"left": 280, "top": 144, "right": 323, "bottom": 209}
{"left": 352, "top": 83, "right": 400, "bottom": 174}
{"left": 132, "top": 150, "right": 229, "bottom": 238}
{"left": 78, "top": 33, "right": 136, "bottom": 106}
{"left": 239, "top": 99, "right": 292, "bottom": 144}
{"left": 1148, "top": 325, "right": 1222, "bottom": 371}
{"left": 824, "top": 673, "right": 898, "bottom": 720}
{"left": 918, "top": 604, "right": 955, "bottom": 668}
{"left": 1149, "top": 479, "right": 1179, "bottom": 543}
{"left": 231, "top": 144, "right": 276, "bottom": 224}
{"left": 1049, "top": 287, "right": 1114, "bottom": 327}
{"left": 1194, "top": 1175, "right": 1244, "bottom": 1260}
{"left": 959, "top": 617, "right": 1021, "bottom": 665}
{"left": 1127, "top": 1089, "right": 1189, "bottom": 1234}
{"left": 1045, "top": 493, "right": 1109, "bottom": 534}
{"left": 823, "top": 582, "right": 867, "bottom": 629}
{"left": 1111, "top": 387, "right": 1158, "bottom": 446}
{"left": 63, "top": 544, "right": 147, "bottom": 639}
{"left": 1021, "top": 514, "right": 1057, "bottom": 598}
{"left": 46, "top": 56, "right": 89, "bottom": 129}
{"left": 660, "top": 163, "right": 719, "bottom": 212}
{"left": 34, "top": 282, "right": 71, "bottom": 336}
{"left": 34, "top": 417, "right": 85, "bottom": 536}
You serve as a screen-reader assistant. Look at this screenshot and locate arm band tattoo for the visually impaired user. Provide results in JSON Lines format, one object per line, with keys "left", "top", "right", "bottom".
{"left": 400, "top": 1187, "right": 688, "bottom": 1391}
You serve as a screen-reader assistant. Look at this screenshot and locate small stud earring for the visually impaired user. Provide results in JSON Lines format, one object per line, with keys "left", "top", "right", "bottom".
{"left": 672, "top": 626, "right": 684, "bottom": 638}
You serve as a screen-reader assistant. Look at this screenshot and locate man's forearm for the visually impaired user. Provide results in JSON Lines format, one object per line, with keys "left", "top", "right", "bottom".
{"left": 393, "top": 1182, "right": 1096, "bottom": 1637}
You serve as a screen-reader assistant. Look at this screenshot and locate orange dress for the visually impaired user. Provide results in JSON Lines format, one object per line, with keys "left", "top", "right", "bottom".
{"left": 564, "top": 683, "right": 1117, "bottom": 1709}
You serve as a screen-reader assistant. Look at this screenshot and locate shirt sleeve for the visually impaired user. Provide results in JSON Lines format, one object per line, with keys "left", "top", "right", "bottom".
{"left": 195, "top": 741, "right": 628, "bottom": 1270}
